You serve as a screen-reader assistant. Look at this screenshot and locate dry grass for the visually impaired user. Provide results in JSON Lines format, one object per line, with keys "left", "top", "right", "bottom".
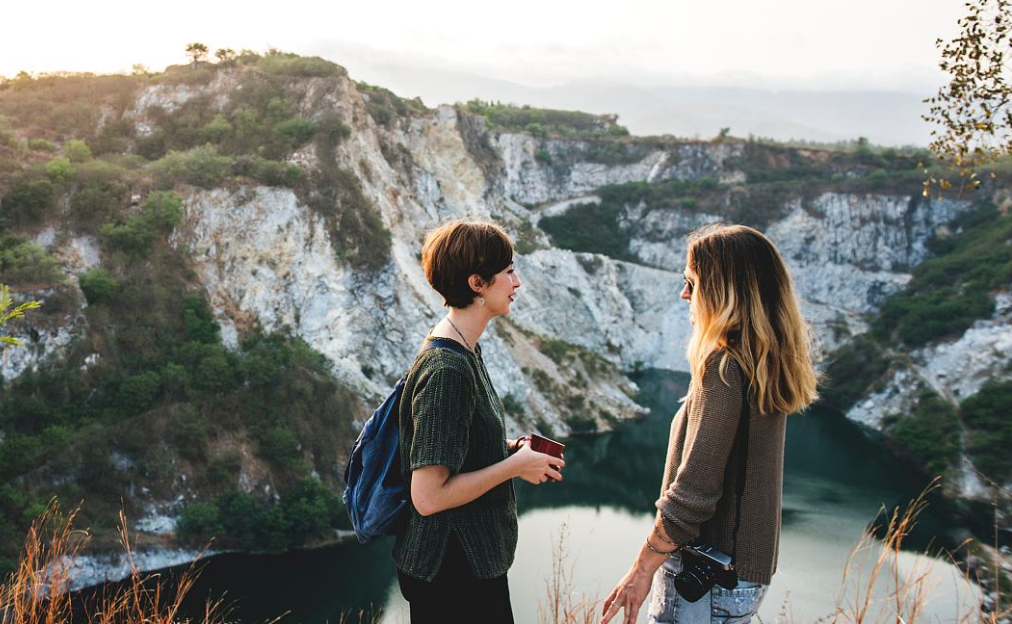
{"left": 3, "top": 493, "right": 1006, "bottom": 624}
{"left": 0, "top": 498, "right": 387, "bottom": 624}
{"left": 829, "top": 479, "right": 1009, "bottom": 624}
{"left": 539, "top": 523, "right": 601, "bottom": 624}
{"left": 536, "top": 482, "right": 1008, "bottom": 624}
{"left": 0, "top": 500, "right": 229, "bottom": 624}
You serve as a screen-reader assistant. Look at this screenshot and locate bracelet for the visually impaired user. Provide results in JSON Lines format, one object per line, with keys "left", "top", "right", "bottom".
{"left": 645, "top": 537, "right": 677, "bottom": 556}
{"left": 653, "top": 526, "right": 676, "bottom": 546}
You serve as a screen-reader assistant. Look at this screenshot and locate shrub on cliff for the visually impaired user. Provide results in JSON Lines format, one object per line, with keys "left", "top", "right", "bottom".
{"left": 100, "top": 191, "right": 183, "bottom": 257}
{"left": 257, "top": 52, "right": 345, "bottom": 77}
{"left": 0, "top": 234, "right": 62, "bottom": 287}
{"left": 885, "top": 387, "right": 961, "bottom": 476}
{"left": 70, "top": 178, "right": 128, "bottom": 233}
{"left": 1, "top": 178, "right": 55, "bottom": 226}
{"left": 150, "top": 144, "right": 232, "bottom": 189}
{"left": 819, "top": 335, "right": 895, "bottom": 411}
{"left": 961, "top": 380, "right": 1012, "bottom": 484}
{"left": 179, "top": 478, "right": 345, "bottom": 551}
{"left": 78, "top": 267, "right": 119, "bottom": 304}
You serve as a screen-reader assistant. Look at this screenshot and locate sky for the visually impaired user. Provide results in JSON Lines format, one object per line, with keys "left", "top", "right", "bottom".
{"left": 1, "top": 0, "right": 964, "bottom": 93}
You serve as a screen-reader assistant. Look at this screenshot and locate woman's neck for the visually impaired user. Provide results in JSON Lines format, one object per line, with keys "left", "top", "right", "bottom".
{"left": 443, "top": 306, "right": 491, "bottom": 351}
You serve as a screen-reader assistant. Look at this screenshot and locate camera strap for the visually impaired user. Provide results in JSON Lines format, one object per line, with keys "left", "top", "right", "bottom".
{"left": 729, "top": 369, "right": 752, "bottom": 566}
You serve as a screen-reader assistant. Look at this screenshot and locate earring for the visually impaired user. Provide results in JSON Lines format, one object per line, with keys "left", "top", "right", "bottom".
{"left": 478, "top": 297, "right": 485, "bottom": 307}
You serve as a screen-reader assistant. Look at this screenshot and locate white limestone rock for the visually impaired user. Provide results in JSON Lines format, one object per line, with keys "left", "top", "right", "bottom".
{"left": 67, "top": 548, "right": 216, "bottom": 591}
{"left": 915, "top": 291, "right": 1012, "bottom": 401}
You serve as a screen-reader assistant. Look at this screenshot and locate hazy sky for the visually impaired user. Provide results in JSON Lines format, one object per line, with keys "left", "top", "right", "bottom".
{"left": 2, "top": 0, "right": 963, "bottom": 92}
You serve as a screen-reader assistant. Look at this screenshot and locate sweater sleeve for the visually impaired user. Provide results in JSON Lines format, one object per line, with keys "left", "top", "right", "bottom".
{"left": 655, "top": 355, "right": 743, "bottom": 545}
{"left": 409, "top": 365, "right": 477, "bottom": 474}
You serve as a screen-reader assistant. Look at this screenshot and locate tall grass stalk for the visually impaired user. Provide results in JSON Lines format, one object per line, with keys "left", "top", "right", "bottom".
{"left": 830, "top": 479, "right": 1008, "bottom": 624}
{"left": 0, "top": 500, "right": 227, "bottom": 624}
{"left": 539, "top": 523, "right": 600, "bottom": 624}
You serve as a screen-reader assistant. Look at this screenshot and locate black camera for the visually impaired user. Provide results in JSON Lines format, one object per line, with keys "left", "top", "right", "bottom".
{"left": 672, "top": 541, "right": 738, "bottom": 603}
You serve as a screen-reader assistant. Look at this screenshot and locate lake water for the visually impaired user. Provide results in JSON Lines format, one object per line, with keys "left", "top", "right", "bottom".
{"left": 88, "top": 370, "right": 978, "bottom": 623}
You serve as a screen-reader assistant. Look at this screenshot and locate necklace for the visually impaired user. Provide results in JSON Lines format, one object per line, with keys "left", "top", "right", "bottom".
{"left": 445, "top": 316, "right": 474, "bottom": 352}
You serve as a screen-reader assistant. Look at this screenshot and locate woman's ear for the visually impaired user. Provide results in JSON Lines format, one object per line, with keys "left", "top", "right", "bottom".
{"left": 467, "top": 274, "right": 485, "bottom": 295}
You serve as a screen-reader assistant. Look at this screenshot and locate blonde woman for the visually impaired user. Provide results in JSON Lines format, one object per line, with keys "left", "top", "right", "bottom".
{"left": 601, "top": 224, "right": 819, "bottom": 624}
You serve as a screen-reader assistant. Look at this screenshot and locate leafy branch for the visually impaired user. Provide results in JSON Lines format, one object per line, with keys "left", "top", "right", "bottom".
{"left": 0, "top": 283, "right": 41, "bottom": 348}
{"left": 924, "top": 0, "right": 1012, "bottom": 195}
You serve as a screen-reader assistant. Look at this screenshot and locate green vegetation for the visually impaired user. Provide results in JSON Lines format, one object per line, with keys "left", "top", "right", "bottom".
{"left": 0, "top": 234, "right": 62, "bottom": 287}
{"left": 70, "top": 177, "right": 128, "bottom": 233}
{"left": 255, "top": 51, "right": 345, "bottom": 78}
{"left": 818, "top": 200, "right": 1012, "bottom": 485}
{"left": 1, "top": 178, "right": 56, "bottom": 226}
{"left": 357, "top": 82, "right": 427, "bottom": 129}
{"left": 178, "top": 477, "right": 344, "bottom": 551}
{"left": 0, "top": 52, "right": 388, "bottom": 270}
{"left": 819, "top": 335, "right": 897, "bottom": 411}
{"left": 149, "top": 145, "right": 232, "bottom": 188}
{"left": 582, "top": 140, "right": 648, "bottom": 165}
{"left": 460, "top": 99, "right": 628, "bottom": 138}
{"left": 539, "top": 137, "right": 957, "bottom": 264}
{"left": 100, "top": 191, "right": 183, "bottom": 257}
{"left": 501, "top": 394, "right": 526, "bottom": 419}
{"left": 62, "top": 139, "right": 92, "bottom": 162}
{"left": 540, "top": 201, "right": 634, "bottom": 261}
{"left": 77, "top": 267, "right": 119, "bottom": 304}
{"left": 301, "top": 111, "right": 391, "bottom": 271}
{"left": 0, "top": 286, "right": 360, "bottom": 573}
{"left": 884, "top": 387, "right": 961, "bottom": 477}
{"left": 960, "top": 380, "right": 1012, "bottom": 483}
{"left": 0, "top": 156, "right": 363, "bottom": 572}
{"left": 873, "top": 203, "right": 1012, "bottom": 347}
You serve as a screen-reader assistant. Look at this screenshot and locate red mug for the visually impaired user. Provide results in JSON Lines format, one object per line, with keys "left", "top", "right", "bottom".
{"left": 528, "top": 433, "right": 565, "bottom": 458}
{"left": 528, "top": 434, "right": 565, "bottom": 482}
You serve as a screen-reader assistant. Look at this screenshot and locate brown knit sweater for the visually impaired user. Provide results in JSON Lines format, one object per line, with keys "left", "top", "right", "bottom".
{"left": 655, "top": 352, "right": 787, "bottom": 585}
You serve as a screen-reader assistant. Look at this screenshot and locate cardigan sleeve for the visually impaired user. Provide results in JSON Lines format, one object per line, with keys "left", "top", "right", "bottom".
{"left": 655, "top": 355, "right": 744, "bottom": 545}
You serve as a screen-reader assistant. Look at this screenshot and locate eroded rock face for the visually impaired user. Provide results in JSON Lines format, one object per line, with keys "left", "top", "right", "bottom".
{"left": 848, "top": 291, "right": 1012, "bottom": 424}
{"left": 491, "top": 134, "right": 743, "bottom": 206}
{"left": 915, "top": 292, "right": 1012, "bottom": 402}
{"left": 3, "top": 74, "right": 1001, "bottom": 456}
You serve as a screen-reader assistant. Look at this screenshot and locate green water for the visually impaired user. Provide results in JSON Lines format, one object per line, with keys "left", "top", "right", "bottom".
{"left": 88, "top": 369, "right": 976, "bottom": 623}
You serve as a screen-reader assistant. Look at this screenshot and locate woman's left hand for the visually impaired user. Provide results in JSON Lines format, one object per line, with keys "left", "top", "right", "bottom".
{"left": 600, "top": 564, "right": 653, "bottom": 624}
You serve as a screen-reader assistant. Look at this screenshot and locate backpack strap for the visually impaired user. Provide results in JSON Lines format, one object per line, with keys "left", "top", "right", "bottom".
{"left": 420, "top": 337, "right": 471, "bottom": 358}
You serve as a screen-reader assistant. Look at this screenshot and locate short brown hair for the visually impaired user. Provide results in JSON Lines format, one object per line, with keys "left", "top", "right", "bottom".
{"left": 421, "top": 220, "right": 514, "bottom": 308}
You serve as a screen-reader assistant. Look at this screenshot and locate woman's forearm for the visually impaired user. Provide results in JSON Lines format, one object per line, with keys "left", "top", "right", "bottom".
{"left": 411, "top": 456, "right": 518, "bottom": 516}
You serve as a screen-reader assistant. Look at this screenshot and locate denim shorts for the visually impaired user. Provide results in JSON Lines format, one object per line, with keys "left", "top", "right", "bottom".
{"left": 648, "top": 553, "right": 768, "bottom": 624}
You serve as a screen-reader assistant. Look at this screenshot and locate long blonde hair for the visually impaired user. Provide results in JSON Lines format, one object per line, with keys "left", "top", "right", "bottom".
{"left": 685, "top": 224, "right": 819, "bottom": 415}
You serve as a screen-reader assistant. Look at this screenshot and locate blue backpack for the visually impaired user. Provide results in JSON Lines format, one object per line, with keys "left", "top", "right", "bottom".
{"left": 343, "top": 338, "right": 469, "bottom": 543}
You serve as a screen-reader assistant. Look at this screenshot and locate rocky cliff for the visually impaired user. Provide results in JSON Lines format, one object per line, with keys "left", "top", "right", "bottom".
{"left": 1, "top": 56, "right": 1009, "bottom": 578}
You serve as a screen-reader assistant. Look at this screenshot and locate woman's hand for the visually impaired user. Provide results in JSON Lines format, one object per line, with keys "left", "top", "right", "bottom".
{"left": 600, "top": 564, "right": 654, "bottom": 624}
{"left": 509, "top": 443, "right": 565, "bottom": 484}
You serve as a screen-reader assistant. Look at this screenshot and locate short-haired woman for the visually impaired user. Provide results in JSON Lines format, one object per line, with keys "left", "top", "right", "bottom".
{"left": 601, "top": 224, "right": 819, "bottom": 624}
{"left": 394, "top": 220, "right": 564, "bottom": 624}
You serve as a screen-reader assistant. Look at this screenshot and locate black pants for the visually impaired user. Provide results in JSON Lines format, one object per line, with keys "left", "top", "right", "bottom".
{"left": 397, "top": 534, "right": 514, "bottom": 624}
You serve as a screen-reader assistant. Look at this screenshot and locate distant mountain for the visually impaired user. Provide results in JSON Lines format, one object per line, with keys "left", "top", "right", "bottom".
{"left": 320, "top": 46, "right": 931, "bottom": 146}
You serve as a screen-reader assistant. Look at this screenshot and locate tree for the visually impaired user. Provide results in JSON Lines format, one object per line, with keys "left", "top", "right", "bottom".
{"left": 62, "top": 139, "right": 91, "bottom": 163}
{"left": 0, "top": 284, "right": 41, "bottom": 348}
{"left": 185, "top": 42, "right": 209, "bottom": 66}
{"left": 924, "top": 0, "right": 1012, "bottom": 194}
{"left": 215, "top": 48, "right": 236, "bottom": 64}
